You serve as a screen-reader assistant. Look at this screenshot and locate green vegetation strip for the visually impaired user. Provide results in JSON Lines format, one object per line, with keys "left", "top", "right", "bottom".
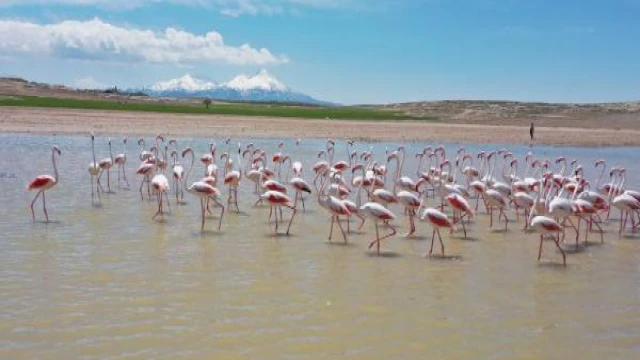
{"left": 0, "top": 95, "right": 437, "bottom": 121}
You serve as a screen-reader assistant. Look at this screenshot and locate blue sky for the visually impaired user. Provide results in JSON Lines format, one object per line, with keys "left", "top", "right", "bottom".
{"left": 1, "top": 0, "right": 639, "bottom": 104}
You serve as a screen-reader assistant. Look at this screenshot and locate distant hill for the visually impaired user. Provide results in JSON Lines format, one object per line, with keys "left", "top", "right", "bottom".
{"left": 370, "top": 99, "right": 640, "bottom": 129}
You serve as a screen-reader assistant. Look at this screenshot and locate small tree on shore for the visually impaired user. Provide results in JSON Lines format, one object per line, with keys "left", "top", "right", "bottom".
{"left": 204, "top": 98, "right": 212, "bottom": 109}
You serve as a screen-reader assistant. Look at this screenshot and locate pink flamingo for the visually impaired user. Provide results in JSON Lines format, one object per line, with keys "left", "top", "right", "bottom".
{"left": 151, "top": 172, "right": 170, "bottom": 220}
{"left": 260, "top": 190, "right": 297, "bottom": 235}
{"left": 88, "top": 132, "right": 100, "bottom": 201}
{"left": 318, "top": 173, "right": 351, "bottom": 243}
{"left": 28, "top": 145, "right": 62, "bottom": 223}
{"left": 421, "top": 208, "right": 454, "bottom": 257}
{"left": 528, "top": 189, "right": 566, "bottom": 266}
{"left": 97, "top": 137, "right": 114, "bottom": 193}
{"left": 289, "top": 177, "right": 312, "bottom": 211}
{"left": 360, "top": 202, "right": 396, "bottom": 255}
{"left": 136, "top": 160, "right": 155, "bottom": 200}
{"left": 114, "top": 136, "right": 130, "bottom": 188}
{"left": 222, "top": 143, "right": 243, "bottom": 213}
{"left": 445, "top": 193, "right": 474, "bottom": 238}
{"left": 484, "top": 188, "right": 509, "bottom": 231}
{"left": 183, "top": 147, "right": 224, "bottom": 231}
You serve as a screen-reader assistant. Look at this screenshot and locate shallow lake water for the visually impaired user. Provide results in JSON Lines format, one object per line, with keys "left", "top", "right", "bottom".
{"left": 1, "top": 134, "right": 639, "bottom": 359}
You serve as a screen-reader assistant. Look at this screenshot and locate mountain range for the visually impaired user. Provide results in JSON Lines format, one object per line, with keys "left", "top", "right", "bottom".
{"left": 135, "top": 70, "right": 332, "bottom": 106}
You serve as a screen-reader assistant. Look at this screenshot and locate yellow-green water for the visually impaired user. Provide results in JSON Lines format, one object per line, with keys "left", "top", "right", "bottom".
{"left": 1, "top": 134, "right": 639, "bottom": 359}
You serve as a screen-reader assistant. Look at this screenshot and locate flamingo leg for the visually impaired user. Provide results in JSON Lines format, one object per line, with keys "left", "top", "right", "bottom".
{"left": 234, "top": 188, "right": 240, "bottom": 213}
{"left": 426, "top": 228, "right": 436, "bottom": 257}
{"left": 30, "top": 190, "right": 42, "bottom": 222}
{"left": 117, "top": 166, "right": 121, "bottom": 188}
{"left": 97, "top": 170, "right": 105, "bottom": 193}
{"left": 285, "top": 206, "right": 296, "bottom": 235}
{"left": 460, "top": 213, "right": 467, "bottom": 238}
{"left": 336, "top": 216, "right": 348, "bottom": 243}
{"left": 200, "top": 198, "right": 206, "bottom": 231}
{"left": 274, "top": 206, "right": 279, "bottom": 234}
{"left": 357, "top": 213, "right": 366, "bottom": 230}
{"left": 437, "top": 228, "right": 445, "bottom": 256}
{"left": 329, "top": 216, "right": 335, "bottom": 241}
{"left": 538, "top": 234, "right": 544, "bottom": 261}
{"left": 139, "top": 177, "right": 145, "bottom": 200}
{"left": 107, "top": 169, "right": 111, "bottom": 192}
{"left": 123, "top": 165, "right": 130, "bottom": 187}
{"left": 164, "top": 191, "right": 171, "bottom": 213}
{"left": 153, "top": 193, "right": 161, "bottom": 220}
{"left": 90, "top": 174, "right": 95, "bottom": 199}
{"left": 42, "top": 190, "right": 49, "bottom": 223}
{"left": 554, "top": 234, "right": 566, "bottom": 266}
{"left": 212, "top": 197, "right": 225, "bottom": 230}
{"left": 501, "top": 209, "right": 508, "bottom": 232}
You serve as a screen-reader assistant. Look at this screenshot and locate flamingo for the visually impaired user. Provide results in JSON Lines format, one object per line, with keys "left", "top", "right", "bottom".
{"left": 97, "top": 137, "right": 114, "bottom": 193}
{"left": 611, "top": 193, "right": 640, "bottom": 235}
{"left": 289, "top": 176, "right": 312, "bottom": 211}
{"left": 484, "top": 188, "right": 509, "bottom": 231}
{"left": 151, "top": 172, "right": 170, "bottom": 220}
{"left": 136, "top": 160, "right": 155, "bottom": 201}
{"left": 292, "top": 139, "right": 303, "bottom": 177}
{"left": 260, "top": 190, "right": 297, "bottom": 235}
{"left": 88, "top": 132, "right": 100, "bottom": 201}
{"left": 445, "top": 193, "right": 474, "bottom": 238}
{"left": 222, "top": 143, "right": 243, "bottom": 213}
{"left": 317, "top": 173, "right": 351, "bottom": 243}
{"left": 397, "top": 190, "right": 421, "bottom": 237}
{"left": 171, "top": 150, "right": 185, "bottom": 203}
{"left": 138, "top": 138, "right": 153, "bottom": 161}
{"left": 182, "top": 147, "right": 225, "bottom": 231}
{"left": 360, "top": 202, "right": 396, "bottom": 255}
{"left": 420, "top": 208, "right": 454, "bottom": 257}
{"left": 27, "top": 145, "right": 62, "bottom": 223}
{"left": 114, "top": 136, "right": 130, "bottom": 188}
{"left": 528, "top": 188, "right": 566, "bottom": 266}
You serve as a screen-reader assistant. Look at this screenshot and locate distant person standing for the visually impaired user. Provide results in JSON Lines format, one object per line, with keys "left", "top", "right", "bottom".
{"left": 529, "top": 122, "right": 535, "bottom": 141}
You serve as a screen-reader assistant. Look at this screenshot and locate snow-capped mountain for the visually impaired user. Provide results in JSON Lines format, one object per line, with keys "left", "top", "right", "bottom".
{"left": 138, "top": 70, "right": 332, "bottom": 105}
{"left": 150, "top": 74, "right": 216, "bottom": 92}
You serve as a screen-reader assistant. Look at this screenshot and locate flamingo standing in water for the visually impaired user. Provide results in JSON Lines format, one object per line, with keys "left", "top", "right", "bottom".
{"left": 222, "top": 143, "right": 243, "bottom": 213}
{"left": 28, "top": 145, "right": 62, "bottom": 223}
{"left": 171, "top": 150, "right": 185, "bottom": 203}
{"left": 182, "top": 147, "right": 225, "bottom": 231}
{"left": 97, "top": 138, "right": 114, "bottom": 193}
{"left": 260, "top": 190, "right": 297, "bottom": 235}
{"left": 114, "top": 136, "right": 130, "bottom": 188}
{"left": 151, "top": 171, "right": 170, "bottom": 220}
{"left": 528, "top": 187, "right": 566, "bottom": 266}
{"left": 317, "top": 173, "right": 351, "bottom": 243}
{"left": 360, "top": 202, "right": 396, "bottom": 255}
{"left": 421, "top": 208, "right": 454, "bottom": 257}
{"left": 88, "top": 132, "right": 100, "bottom": 201}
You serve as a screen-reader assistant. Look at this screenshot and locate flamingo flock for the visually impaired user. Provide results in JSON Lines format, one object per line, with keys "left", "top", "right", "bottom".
{"left": 27, "top": 135, "right": 640, "bottom": 266}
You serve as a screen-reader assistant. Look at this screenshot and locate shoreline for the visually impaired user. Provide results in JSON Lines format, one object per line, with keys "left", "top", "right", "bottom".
{"left": 2, "top": 106, "right": 640, "bottom": 147}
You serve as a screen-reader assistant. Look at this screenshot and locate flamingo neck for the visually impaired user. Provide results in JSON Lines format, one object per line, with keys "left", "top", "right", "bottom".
{"left": 52, "top": 148, "right": 59, "bottom": 183}
{"left": 91, "top": 137, "right": 97, "bottom": 164}
{"left": 595, "top": 163, "right": 605, "bottom": 189}
{"left": 183, "top": 150, "right": 194, "bottom": 191}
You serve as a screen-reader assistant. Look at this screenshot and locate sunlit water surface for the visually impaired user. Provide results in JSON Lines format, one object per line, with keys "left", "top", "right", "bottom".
{"left": 1, "top": 134, "right": 639, "bottom": 359}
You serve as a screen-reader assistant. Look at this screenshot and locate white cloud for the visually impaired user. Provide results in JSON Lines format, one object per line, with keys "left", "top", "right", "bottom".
{"left": 0, "top": 0, "right": 367, "bottom": 16}
{"left": 71, "top": 76, "right": 108, "bottom": 89}
{"left": 0, "top": 18, "right": 288, "bottom": 65}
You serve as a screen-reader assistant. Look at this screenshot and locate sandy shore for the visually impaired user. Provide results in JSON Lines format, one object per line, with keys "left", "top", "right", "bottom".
{"left": 1, "top": 106, "right": 639, "bottom": 147}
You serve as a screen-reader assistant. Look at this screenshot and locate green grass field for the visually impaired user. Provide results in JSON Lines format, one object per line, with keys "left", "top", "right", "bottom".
{"left": 0, "top": 95, "right": 437, "bottom": 121}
